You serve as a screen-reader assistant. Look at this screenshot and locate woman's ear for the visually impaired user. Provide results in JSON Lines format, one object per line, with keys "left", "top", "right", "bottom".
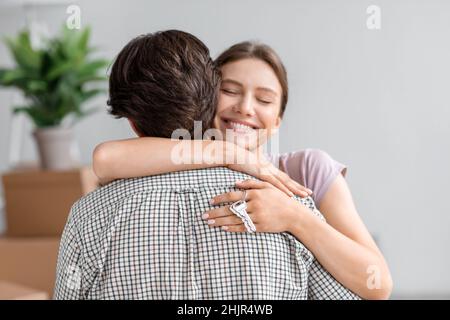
{"left": 275, "top": 116, "right": 281, "bottom": 129}
{"left": 267, "top": 116, "right": 281, "bottom": 138}
{"left": 128, "top": 119, "right": 143, "bottom": 137}
{"left": 270, "top": 116, "right": 282, "bottom": 136}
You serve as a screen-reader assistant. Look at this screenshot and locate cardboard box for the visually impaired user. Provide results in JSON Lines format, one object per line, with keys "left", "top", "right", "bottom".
{"left": 2, "top": 166, "right": 98, "bottom": 237}
{"left": 0, "top": 281, "right": 49, "bottom": 300}
{"left": 0, "top": 237, "right": 60, "bottom": 297}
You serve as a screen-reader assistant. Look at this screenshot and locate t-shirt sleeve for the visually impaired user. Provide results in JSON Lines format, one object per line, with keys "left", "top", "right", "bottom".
{"left": 301, "top": 149, "right": 347, "bottom": 207}
{"left": 273, "top": 149, "right": 348, "bottom": 208}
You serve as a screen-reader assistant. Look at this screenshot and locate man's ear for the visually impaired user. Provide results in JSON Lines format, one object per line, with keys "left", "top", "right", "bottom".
{"left": 128, "top": 119, "right": 143, "bottom": 137}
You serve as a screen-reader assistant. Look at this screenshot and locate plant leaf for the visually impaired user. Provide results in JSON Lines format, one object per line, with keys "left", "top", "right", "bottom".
{"left": 1, "top": 25, "right": 108, "bottom": 128}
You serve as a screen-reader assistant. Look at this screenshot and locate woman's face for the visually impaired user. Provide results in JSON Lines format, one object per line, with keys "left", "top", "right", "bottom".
{"left": 213, "top": 58, "right": 283, "bottom": 151}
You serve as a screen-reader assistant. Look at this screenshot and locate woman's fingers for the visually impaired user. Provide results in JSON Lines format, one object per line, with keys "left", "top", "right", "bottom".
{"left": 235, "top": 179, "right": 271, "bottom": 191}
{"left": 203, "top": 205, "right": 255, "bottom": 231}
{"left": 254, "top": 166, "right": 294, "bottom": 196}
{"left": 276, "top": 173, "right": 311, "bottom": 198}
{"left": 274, "top": 174, "right": 305, "bottom": 197}
{"left": 259, "top": 174, "right": 294, "bottom": 197}
{"left": 207, "top": 215, "right": 244, "bottom": 227}
{"left": 203, "top": 206, "right": 234, "bottom": 220}
{"left": 210, "top": 191, "right": 244, "bottom": 205}
{"left": 221, "top": 225, "right": 247, "bottom": 233}
{"left": 288, "top": 177, "right": 313, "bottom": 196}
{"left": 266, "top": 167, "right": 312, "bottom": 198}
{"left": 236, "top": 177, "right": 295, "bottom": 197}
{"left": 251, "top": 164, "right": 311, "bottom": 198}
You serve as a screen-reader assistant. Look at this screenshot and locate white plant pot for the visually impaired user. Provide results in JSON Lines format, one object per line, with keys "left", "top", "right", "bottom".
{"left": 33, "top": 126, "right": 81, "bottom": 170}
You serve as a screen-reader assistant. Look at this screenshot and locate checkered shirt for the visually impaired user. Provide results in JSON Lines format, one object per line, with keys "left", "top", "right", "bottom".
{"left": 53, "top": 167, "right": 360, "bottom": 300}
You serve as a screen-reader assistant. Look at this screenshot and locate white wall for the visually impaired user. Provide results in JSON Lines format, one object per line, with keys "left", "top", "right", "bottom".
{"left": 0, "top": 0, "right": 449, "bottom": 298}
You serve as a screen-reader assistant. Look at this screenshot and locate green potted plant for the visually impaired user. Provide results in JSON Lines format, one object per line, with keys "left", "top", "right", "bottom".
{"left": 0, "top": 26, "right": 109, "bottom": 170}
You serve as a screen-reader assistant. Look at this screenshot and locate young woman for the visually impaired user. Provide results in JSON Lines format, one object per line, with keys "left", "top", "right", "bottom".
{"left": 93, "top": 41, "right": 393, "bottom": 299}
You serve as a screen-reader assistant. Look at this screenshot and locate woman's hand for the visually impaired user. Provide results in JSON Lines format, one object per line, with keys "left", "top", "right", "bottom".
{"left": 225, "top": 143, "right": 312, "bottom": 198}
{"left": 202, "top": 179, "right": 306, "bottom": 233}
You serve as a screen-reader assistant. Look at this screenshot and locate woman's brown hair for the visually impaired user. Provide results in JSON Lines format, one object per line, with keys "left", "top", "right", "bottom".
{"left": 214, "top": 41, "right": 288, "bottom": 117}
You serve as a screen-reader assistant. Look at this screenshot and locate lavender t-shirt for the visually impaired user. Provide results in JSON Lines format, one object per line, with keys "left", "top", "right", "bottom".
{"left": 268, "top": 149, "right": 347, "bottom": 208}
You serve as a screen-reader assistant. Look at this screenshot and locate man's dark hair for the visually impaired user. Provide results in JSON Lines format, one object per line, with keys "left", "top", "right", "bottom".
{"left": 107, "top": 30, "right": 219, "bottom": 138}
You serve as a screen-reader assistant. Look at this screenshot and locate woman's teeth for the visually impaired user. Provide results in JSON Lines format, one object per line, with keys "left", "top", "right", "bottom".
{"left": 228, "top": 121, "right": 255, "bottom": 132}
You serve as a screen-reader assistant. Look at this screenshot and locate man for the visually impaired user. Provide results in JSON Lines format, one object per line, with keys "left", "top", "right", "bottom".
{"left": 54, "top": 30, "right": 360, "bottom": 299}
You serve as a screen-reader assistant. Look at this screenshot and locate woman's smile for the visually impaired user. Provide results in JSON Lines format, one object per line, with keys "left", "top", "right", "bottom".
{"left": 220, "top": 117, "right": 260, "bottom": 134}
{"left": 214, "top": 58, "right": 283, "bottom": 150}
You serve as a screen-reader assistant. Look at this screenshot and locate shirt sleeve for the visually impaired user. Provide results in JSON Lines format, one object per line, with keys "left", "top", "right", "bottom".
{"left": 293, "top": 195, "right": 361, "bottom": 300}
{"left": 308, "top": 260, "right": 361, "bottom": 300}
{"left": 53, "top": 215, "right": 85, "bottom": 300}
{"left": 301, "top": 149, "right": 347, "bottom": 208}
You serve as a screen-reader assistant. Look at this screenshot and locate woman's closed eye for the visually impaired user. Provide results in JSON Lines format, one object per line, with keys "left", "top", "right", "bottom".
{"left": 257, "top": 97, "right": 273, "bottom": 105}
{"left": 221, "top": 88, "right": 240, "bottom": 95}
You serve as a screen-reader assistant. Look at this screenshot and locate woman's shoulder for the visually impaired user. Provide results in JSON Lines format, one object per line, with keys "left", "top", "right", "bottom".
{"left": 273, "top": 148, "right": 338, "bottom": 169}
{"left": 272, "top": 148, "right": 347, "bottom": 206}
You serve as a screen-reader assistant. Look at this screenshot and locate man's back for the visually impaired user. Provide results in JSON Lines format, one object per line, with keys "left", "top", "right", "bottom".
{"left": 54, "top": 167, "right": 358, "bottom": 300}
